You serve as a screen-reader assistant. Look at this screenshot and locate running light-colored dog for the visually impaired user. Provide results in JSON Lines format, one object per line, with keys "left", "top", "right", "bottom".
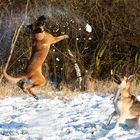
{"left": 106, "top": 75, "right": 140, "bottom": 129}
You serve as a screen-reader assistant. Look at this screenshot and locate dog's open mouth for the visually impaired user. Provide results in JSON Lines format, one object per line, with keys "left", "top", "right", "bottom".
{"left": 33, "top": 27, "right": 43, "bottom": 33}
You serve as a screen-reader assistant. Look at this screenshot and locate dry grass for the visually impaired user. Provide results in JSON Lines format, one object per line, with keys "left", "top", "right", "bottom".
{"left": 42, "top": 82, "right": 75, "bottom": 100}
{"left": 0, "top": 79, "right": 139, "bottom": 100}
{"left": 0, "top": 83, "right": 23, "bottom": 99}
{"left": 41, "top": 79, "right": 140, "bottom": 100}
{"left": 92, "top": 80, "right": 116, "bottom": 94}
{"left": 86, "top": 79, "right": 140, "bottom": 95}
{"left": 130, "top": 80, "right": 140, "bottom": 95}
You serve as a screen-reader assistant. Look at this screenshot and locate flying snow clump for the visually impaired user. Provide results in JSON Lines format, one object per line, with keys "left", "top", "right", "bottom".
{"left": 85, "top": 24, "right": 92, "bottom": 33}
{"left": 56, "top": 58, "right": 60, "bottom": 61}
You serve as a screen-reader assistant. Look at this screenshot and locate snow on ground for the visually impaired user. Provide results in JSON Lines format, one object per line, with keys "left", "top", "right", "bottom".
{"left": 0, "top": 92, "right": 139, "bottom": 140}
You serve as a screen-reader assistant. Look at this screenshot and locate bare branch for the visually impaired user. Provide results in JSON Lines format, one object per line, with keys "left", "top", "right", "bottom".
{"left": 1, "top": 0, "right": 30, "bottom": 82}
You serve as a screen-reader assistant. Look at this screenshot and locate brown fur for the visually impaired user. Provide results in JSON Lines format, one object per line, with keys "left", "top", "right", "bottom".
{"left": 107, "top": 75, "right": 140, "bottom": 129}
{"left": 3, "top": 16, "right": 69, "bottom": 100}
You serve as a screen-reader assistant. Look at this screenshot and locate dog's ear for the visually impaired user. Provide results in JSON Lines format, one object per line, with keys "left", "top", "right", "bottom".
{"left": 114, "top": 74, "right": 121, "bottom": 85}
{"left": 27, "top": 24, "right": 33, "bottom": 31}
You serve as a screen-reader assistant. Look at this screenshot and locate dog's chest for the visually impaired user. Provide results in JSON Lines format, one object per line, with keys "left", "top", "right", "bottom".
{"left": 114, "top": 100, "right": 122, "bottom": 114}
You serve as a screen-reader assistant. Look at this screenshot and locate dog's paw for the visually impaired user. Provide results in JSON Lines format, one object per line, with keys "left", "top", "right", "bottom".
{"left": 64, "top": 35, "right": 69, "bottom": 39}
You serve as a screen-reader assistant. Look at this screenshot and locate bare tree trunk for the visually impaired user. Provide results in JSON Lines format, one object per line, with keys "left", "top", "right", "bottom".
{"left": 0, "top": 0, "right": 29, "bottom": 82}
{"left": 67, "top": 49, "right": 82, "bottom": 90}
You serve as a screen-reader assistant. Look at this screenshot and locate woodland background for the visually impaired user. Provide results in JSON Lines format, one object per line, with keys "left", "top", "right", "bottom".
{"left": 0, "top": 0, "right": 140, "bottom": 91}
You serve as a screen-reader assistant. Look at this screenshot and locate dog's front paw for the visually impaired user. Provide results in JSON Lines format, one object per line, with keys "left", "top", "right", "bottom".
{"left": 64, "top": 35, "right": 69, "bottom": 39}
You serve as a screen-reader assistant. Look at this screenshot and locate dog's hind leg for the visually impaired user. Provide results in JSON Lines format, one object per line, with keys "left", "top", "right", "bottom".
{"left": 17, "top": 79, "right": 39, "bottom": 100}
{"left": 26, "top": 80, "right": 46, "bottom": 100}
{"left": 26, "top": 85, "right": 39, "bottom": 100}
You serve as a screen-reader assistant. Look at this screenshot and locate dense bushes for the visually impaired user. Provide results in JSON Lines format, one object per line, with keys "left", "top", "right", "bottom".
{"left": 0, "top": 0, "right": 140, "bottom": 89}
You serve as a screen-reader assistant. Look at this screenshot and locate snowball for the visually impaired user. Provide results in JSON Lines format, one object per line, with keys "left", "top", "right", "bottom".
{"left": 56, "top": 58, "right": 60, "bottom": 61}
{"left": 85, "top": 24, "right": 92, "bottom": 33}
{"left": 88, "top": 37, "right": 92, "bottom": 40}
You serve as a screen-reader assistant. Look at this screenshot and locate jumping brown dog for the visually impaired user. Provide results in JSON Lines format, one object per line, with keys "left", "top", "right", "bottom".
{"left": 3, "top": 16, "right": 69, "bottom": 100}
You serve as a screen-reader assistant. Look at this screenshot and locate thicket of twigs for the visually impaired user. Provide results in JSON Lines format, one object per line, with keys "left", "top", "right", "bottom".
{"left": 0, "top": 0, "right": 140, "bottom": 91}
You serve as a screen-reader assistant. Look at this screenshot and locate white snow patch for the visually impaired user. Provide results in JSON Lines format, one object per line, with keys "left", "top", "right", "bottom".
{"left": 136, "top": 95, "right": 140, "bottom": 101}
{"left": 85, "top": 24, "right": 92, "bottom": 33}
{"left": 88, "top": 37, "right": 92, "bottom": 40}
{"left": 56, "top": 57, "right": 60, "bottom": 61}
{"left": 0, "top": 93, "right": 139, "bottom": 139}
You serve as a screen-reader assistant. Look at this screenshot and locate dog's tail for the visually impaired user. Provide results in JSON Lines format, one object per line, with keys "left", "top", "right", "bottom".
{"left": 3, "top": 67, "right": 26, "bottom": 83}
